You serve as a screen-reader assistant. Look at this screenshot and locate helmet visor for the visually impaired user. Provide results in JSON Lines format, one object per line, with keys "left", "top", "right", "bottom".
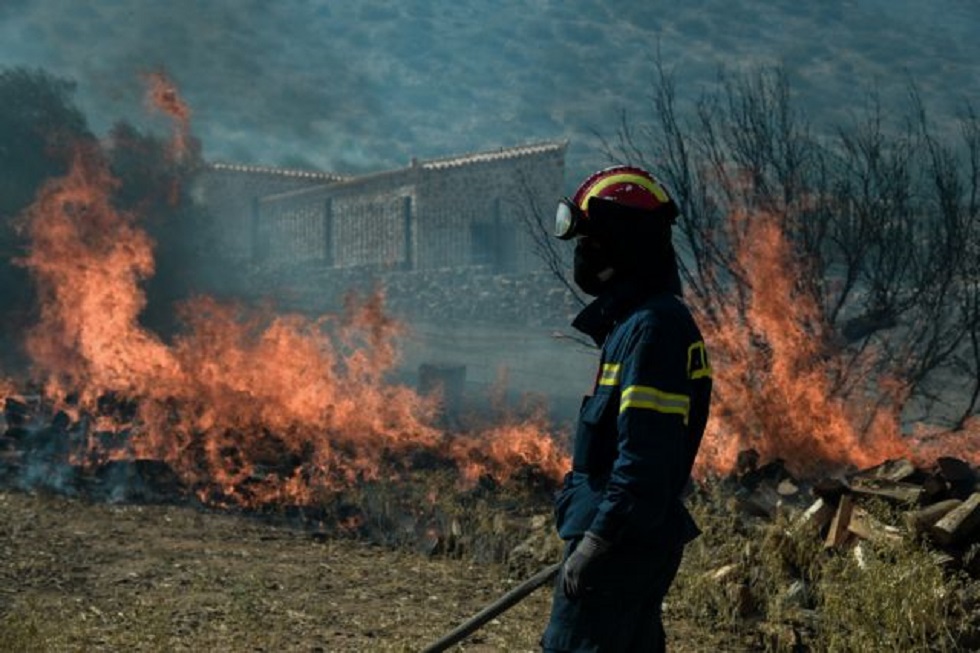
{"left": 555, "top": 198, "right": 583, "bottom": 240}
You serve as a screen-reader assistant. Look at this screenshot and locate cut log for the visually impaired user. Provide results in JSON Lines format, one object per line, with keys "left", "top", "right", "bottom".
{"left": 930, "top": 492, "right": 980, "bottom": 546}
{"left": 776, "top": 478, "right": 799, "bottom": 497}
{"left": 853, "top": 458, "right": 918, "bottom": 483}
{"left": 847, "top": 506, "right": 903, "bottom": 545}
{"left": 792, "top": 498, "right": 834, "bottom": 535}
{"left": 825, "top": 494, "right": 855, "bottom": 548}
{"left": 848, "top": 478, "right": 924, "bottom": 506}
{"left": 905, "top": 499, "right": 963, "bottom": 535}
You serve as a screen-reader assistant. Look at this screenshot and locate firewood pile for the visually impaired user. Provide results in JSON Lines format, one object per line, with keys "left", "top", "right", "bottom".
{"left": 726, "top": 448, "right": 980, "bottom": 571}
{"left": 504, "top": 449, "right": 980, "bottom": 580}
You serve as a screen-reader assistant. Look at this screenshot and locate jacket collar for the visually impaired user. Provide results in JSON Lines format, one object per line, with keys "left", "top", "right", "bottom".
{"left": 571, "top": 277, "right": 655, "bottom": 347}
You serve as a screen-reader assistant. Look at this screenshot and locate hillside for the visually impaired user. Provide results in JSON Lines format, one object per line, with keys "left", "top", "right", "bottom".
{"left": 0, "top": 0, "right": 976, "bottom": 184}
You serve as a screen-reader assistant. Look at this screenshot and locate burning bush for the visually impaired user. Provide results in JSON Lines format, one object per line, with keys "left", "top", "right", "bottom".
{"left": 595, "top": 62, "right": 980, "bottom": 478}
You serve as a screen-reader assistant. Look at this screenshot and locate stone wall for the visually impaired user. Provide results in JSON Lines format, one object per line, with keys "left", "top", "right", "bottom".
{"left": 257, "top": 172, "right": 418, "bottom": 269}
{"left": 193, "top": 141, "right": 567, "bottom": 276}
{"left": 191, "top": 164, "right": 344, "bottom": 263}
{"left": 413, "top": 143, "right": 566, "bottom": 273}
{"left": 245, "top": 263, "right": 583, "bottom": 329}
{"left": 190, "top": 143, "right": 579, "bottom": 417}
{"left": 242, "top": 263, "right": 595, "bottom": 421}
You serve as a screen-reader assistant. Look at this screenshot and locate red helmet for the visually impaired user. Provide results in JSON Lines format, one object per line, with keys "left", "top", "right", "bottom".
{"left": 555, "top": 165, "right": 678, "bottom": 239}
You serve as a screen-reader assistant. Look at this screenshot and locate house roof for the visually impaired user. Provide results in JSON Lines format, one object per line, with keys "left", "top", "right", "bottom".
{"left": 418, "top": 140, "right": 568, "bottom": 170}
{"left": 207, "top": 140, "right": 567, "bottom": 191}
{"left": 206, "top": 162, "right": 348, "bottom": 182}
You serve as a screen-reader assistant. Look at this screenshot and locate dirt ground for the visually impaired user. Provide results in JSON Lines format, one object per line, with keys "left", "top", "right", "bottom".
{"left": 0, "top": 490, "right": 718, "bottom": 652}
{"left": 0, "top": 489, "right": 548, "bottom": 652}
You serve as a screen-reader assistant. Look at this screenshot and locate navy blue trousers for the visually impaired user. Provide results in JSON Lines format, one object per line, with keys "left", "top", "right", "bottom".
{"left": 540, "top": 539, "right": 684, "bottom": 652}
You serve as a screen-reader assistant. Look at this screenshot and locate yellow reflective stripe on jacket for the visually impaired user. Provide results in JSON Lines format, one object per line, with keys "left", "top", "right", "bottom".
{"left": 598, "top": 363, "right": 621, "bottom": 386}
{"left": 686, "top": 341, "right": 712, "bottom": 380}
{"left": 620, "top": 385, "right": 691, "bottom": 424}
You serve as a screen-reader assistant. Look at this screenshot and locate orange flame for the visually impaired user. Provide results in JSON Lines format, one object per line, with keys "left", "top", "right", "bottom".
{"left": 18, "top": 152, "right": 447, "bottom": 501}
{"left": 142, "top": 71, "right": 191, "bottom": 162}
{"left": 449, "top": 414, "right": 568, "bottom": 485}
{"left": 20, "top": 142, "right": 176, "bottom": 400}
{"left": 692, "top": 205, "right": 978, "bottom": 477}
{"left": 14, "top": 94, "right": 568, "bottom": 505}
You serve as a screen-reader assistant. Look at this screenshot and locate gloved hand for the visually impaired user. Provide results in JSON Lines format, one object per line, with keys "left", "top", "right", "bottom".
{"left": 562, "top": 531, "right": 611, "bottom": 599}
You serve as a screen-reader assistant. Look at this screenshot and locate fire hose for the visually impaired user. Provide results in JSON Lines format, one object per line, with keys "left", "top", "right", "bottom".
{"left": 420, "top": 561, "right": 562, "bottom": 653}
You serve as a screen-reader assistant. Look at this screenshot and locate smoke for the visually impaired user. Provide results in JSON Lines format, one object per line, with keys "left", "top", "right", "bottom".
{"left": 0, "top": 1, "right": 382, "bottom": 169}
{"left": 2, "top": 0, "right": 978, "bottom": 184}
{"left": 0, "top": 0, "right": 30, "bottom": 20}
{"left": 0, "top": 1, "right": 655, "bottom": 177}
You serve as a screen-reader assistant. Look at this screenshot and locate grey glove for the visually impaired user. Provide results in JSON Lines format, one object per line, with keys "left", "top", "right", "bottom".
{"left": 562, "top": 531, "right": 611, "bottom": 599}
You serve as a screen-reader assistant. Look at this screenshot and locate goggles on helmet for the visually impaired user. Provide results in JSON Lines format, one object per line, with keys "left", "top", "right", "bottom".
{"left": 555, "top": 196, "right": 679, "bottom": 240}
{"left": 555, "top": 197, "right": 590, "bottom": 240}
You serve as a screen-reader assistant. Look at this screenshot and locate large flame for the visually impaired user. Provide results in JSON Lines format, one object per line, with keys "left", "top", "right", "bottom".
{"left": 693, "top": 205, "right": 978, "bottom": 477}
{"left": 10, "top": 72, "right": 975, "bottom": 506}
{"left": 21, "top": 142, "right": 175, "bottom": 398}
{"left": 11, "top": 75, "right": 568, "bottom": 508}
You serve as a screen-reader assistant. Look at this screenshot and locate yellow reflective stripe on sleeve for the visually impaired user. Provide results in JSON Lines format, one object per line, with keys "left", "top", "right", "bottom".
{"left": 598, "top": 363, "right": 621, "bottom": 386}
{"left": 686, "top": 341, "right": 712, "bottom": 380}
{"left": 620, "top": 385, "right": 691, "bottom": 424}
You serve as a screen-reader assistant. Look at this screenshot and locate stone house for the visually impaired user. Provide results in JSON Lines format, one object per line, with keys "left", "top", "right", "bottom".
{"left": 193, "top": 140, "right": 568, "bottom": 276}
{"left": 190, "top": 140, "right": 594, "bottom": 418}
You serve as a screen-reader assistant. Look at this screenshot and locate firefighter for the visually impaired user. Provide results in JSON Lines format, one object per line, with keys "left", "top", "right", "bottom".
{"left": 541, "top": 165, "right": 712, "bottom": 652}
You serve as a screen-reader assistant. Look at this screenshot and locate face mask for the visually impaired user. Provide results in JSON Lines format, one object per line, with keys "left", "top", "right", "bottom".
{"left": 573, "top": 239, "right": 614, "bottom": 296}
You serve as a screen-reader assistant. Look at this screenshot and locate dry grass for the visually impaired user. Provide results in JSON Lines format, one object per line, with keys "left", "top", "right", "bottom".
{"left": 669, "top": 485, "right": 980, "bottom": 651}
{"left": 0, "top": 484, "right": 560, "bottom": 653}
{"left": 1, "top": 477, "right": 978, "bottom": 652}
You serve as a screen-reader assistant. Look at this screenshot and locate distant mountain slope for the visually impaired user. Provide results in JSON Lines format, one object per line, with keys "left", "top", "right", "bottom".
{"left": 0, "top": 0, "right": 976, "bottom": 185}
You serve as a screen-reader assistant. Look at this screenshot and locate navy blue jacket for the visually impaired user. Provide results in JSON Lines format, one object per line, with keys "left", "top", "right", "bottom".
{"left": 554, "top": 279, "right": 712, "bottom": 547}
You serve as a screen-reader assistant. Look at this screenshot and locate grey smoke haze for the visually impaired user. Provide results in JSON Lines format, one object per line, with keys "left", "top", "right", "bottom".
{"left": 1, "top": 0, "right": 978, "bottom": 183}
